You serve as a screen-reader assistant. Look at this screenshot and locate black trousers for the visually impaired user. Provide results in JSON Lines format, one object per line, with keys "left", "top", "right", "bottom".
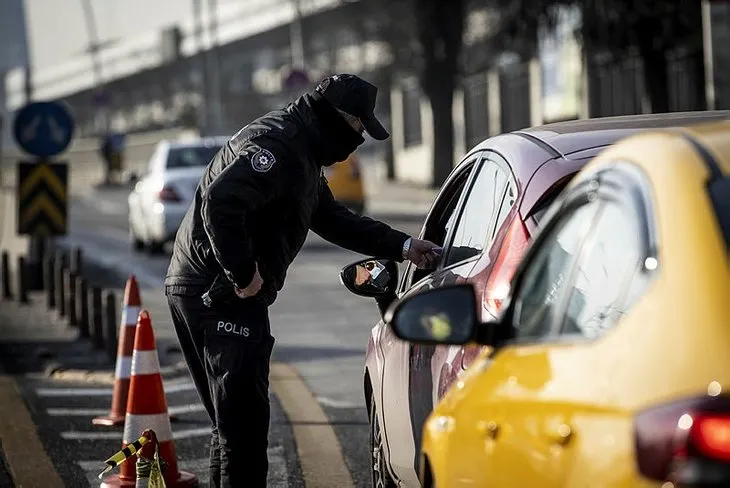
{"left": 166, "top": 286, "right": 275, "bottom": 488}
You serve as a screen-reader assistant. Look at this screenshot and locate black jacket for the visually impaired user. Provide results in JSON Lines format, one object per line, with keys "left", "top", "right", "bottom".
{"left": 164, "top": 92, "right": 410, "bottom": 306}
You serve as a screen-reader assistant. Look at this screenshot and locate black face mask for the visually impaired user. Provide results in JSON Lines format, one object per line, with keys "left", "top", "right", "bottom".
{"left": 309, "top": 92, "right": 365, "bottom": 166}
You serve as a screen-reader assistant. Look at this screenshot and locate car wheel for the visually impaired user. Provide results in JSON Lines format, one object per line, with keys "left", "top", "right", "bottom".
{"left": 370, "top": 390, "right": 397, "bottom": 488}
{"left": 146, "top": 240, "right": 165, "bottom": 255}
{"left": 130, "top": 229, "right": 144, "bottom": 252}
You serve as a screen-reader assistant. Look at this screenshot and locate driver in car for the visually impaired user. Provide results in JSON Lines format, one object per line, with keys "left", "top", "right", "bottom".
{"left": 164, "top": 73, "right": 440, "bottom": 487}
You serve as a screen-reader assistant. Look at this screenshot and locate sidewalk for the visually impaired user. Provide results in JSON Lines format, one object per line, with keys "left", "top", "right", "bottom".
{"left": 0, "top": 293, "right": 71, "bottom": 488}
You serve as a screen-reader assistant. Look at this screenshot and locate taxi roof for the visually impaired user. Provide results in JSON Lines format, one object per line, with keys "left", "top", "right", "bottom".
{"left": 676, "top": 120, "right": 730, "bottom": 176}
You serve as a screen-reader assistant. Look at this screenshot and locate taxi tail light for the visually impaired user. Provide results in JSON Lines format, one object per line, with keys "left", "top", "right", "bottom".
{"left": 634, "top": 395, "right": 730, "bottom": 485}
{"left": 483, "top": 216, "right": 529, "bottom": 319}
{"left": 158, "top": 185, "right": 182, "bottom": 202}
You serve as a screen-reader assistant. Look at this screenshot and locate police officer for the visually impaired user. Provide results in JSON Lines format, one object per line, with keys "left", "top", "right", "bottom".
{"left": 165, "top": 73, "right": 440, "bottom": 487}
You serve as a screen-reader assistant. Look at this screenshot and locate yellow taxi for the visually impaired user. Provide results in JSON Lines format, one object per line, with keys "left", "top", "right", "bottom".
{"left": 386, "top": 120, "right": 730, "bottom": 487}
{"left": 325, "top": 152, "right": 366, "bottom": 213}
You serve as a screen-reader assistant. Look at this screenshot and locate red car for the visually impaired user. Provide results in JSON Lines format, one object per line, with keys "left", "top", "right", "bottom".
{"left": 339, "top": 111, "right": 730, "bottom": 488}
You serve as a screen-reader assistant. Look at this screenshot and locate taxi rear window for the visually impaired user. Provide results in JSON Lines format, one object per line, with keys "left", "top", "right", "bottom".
{"left": 709, "top": 177, "right": 730, "bottom": 250}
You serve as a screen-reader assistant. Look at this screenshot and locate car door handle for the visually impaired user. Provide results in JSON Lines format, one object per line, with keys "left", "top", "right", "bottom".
{"left": 477, "top": 420, "right": 500, "bottom": 439}
{"left": 544, "top": 423, "right": 574, "bottom": 446}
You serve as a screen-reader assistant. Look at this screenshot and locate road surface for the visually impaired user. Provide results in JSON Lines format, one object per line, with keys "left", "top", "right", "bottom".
{"left": 0, "top": 179, "right": 424, "bottom": 487}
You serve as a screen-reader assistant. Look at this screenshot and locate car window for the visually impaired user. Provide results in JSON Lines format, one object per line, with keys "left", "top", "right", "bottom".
{"left": 166, "top": 145, "right": 222, "bottom": 169}
{"left": 443, "top": 159, "right": 508, "bottom": 266}
{"left": 529, "top": 173, "right": 577, "bottom": 224}
{"left": 511, "top": 201, "right": 600, "bottom": 340}
{"left": 560, "top": 200, "right": 646, "bottom": 338}
{"left": 493, "top": 177, "right": 518, "bottom": 236}
{"left": 399, "top": 162, "right": 475, "bottom": 293}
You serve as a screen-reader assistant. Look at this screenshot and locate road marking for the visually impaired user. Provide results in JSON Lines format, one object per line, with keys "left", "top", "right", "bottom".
{"left": 316, "top": 396, "right": 362, "bottom": 409}
{"left": 36, "top": 379, "right": 196, "bottom": 397}
{"left": 61, "top": 426, "right": 210, "bottom": 441}
{"left": 0, "top": 375, "right": 65, "bottom": 487}
{"left": 76, "top": 193, "right": 122, "bottom": 217}
{"left": 271, "top": 362, "right": 354, "bottom": 488}
{"left": 47, "top": 403, "right": 206, "bottom": 417}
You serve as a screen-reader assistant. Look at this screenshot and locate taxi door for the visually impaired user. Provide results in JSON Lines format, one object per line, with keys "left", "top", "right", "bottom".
{"left": 475, "top": 191, "right": 603, "bottom": 487}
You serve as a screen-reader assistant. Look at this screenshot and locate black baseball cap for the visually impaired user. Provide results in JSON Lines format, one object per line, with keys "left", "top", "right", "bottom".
{"left": 314, "top": 74, "right": 390, "bottom": 140}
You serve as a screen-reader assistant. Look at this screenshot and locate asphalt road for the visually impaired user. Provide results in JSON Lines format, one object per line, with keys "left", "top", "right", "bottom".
{"left": 29, "top": 182, "right": 425, "bottom": 487}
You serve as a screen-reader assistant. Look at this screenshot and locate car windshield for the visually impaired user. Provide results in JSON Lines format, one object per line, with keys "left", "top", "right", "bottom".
{"left": 709, "top": 176, "right": 730, "bottom": 251}
{"left": 166, "top": 145, "right": 222, "bottom": 169}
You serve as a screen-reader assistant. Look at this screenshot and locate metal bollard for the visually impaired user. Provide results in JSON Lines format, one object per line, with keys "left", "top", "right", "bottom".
{"left": 70, "top": 247, "right": 83, "bottom": 276}
{"left": 91, "top": 286, "right": 104, "bottom": 349}
{"left": 54, "top": 250, "right": 67, "bottom": 318}
{"left": 65, "top": 269, "right": 78, "bottom": 327}
{"left": 104, "top": 291, "right": 118, "bottom": 361}
{"left": 43, "top": 254, "right": 56, "bottom": 309}
{"left": 17, "top": 256, "right": 28, "bottom": 304}
{"left": 1, "top": 251, "right": 11, "bottom": 300}
{"left": 77, "top": 277, "right": 90, "bottom": 339}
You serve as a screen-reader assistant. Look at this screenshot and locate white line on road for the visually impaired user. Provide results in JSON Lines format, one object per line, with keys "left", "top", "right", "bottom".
{"left": 47, "top": 403, "right": 206, "bottom": 417}
{"left": 56, "top": 230, "right": 165, "bottom": 289}
{"left": 74, "top": 192, "right": 128, "bottom": 218}
{"left": 316, "top": 397, "right": 363, "bottom": 409}
{"left": 61, "top": 426, "right": 211, "bottom": 441}
{"left": 36, "top": 380, "right": 196, "bottom": 397}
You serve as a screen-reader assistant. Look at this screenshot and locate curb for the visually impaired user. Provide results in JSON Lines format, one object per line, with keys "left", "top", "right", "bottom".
{"left": 0, "top": 376, "right": 65, "bottom": 488}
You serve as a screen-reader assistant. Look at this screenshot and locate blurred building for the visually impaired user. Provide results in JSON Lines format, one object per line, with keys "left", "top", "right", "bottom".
{"left": 2, "top": 0, "right": 729, "bottom": 185}
{"left": 0, "top": 0, "right": 31, "bottom": 155}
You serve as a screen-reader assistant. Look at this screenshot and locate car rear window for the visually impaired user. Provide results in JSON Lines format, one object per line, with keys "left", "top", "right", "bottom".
{"left": 166, "top": 145, "right": 222, "bottom": 169}
{"left": 530, "top": 173, "right": 577, "bottom": 224}
{"left": 709, "top": 176, "right": 730, "bottom": 250}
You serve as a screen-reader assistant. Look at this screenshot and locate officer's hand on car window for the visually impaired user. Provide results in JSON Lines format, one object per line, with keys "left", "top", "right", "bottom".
{"left": 405, "top": 238, "right": 442, "bottom": 269}
{"left": 234, "top": 262, "right": 264, "bottom": 298}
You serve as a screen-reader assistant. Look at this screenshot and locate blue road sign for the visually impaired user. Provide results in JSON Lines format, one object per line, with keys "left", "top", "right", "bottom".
{"left": 13, "top": 101, "right": 75, "bottom": 158}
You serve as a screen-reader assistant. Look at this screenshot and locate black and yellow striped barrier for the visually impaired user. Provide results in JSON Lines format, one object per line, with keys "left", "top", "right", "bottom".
{"left": 97, "top": 429, "right": 153, "bottom": 479}
{"left": 16, "top": 160, "right": 68, "bottom": 236}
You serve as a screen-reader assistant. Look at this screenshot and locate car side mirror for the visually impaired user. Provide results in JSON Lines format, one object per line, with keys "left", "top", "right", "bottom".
{"left": 340, "top": 258, "right": 398, "bottom": 298}
{"left": 385, "top": 284, "right": 479, "bottom": 345}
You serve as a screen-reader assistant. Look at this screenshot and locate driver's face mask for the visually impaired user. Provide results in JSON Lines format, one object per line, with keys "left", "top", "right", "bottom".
{"left": 365, "top": 261, "right": 389, "bottom": 289}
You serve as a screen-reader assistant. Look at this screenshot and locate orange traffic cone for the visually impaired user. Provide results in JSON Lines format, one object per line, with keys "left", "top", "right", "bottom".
{"left": 101, "top": 310, "right": 197, "bottom": 488}
{"left": 93, "top": 275, "right": 142, "bottom": 426}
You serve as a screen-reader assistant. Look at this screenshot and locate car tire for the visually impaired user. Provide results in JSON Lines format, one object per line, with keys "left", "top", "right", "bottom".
{"left": 130, "top": 229, "right": 144, "bottom": 252}
{"left": 369, "top": 390, "right": 397, "bottom": 488}
{"left": 146, "top": 240, "right": 165, "bottom": 255}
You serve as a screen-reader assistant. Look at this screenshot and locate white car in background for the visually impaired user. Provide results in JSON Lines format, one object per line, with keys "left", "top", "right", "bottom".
{"left": 128, "top": 137, "right": 227, "bottom": 254}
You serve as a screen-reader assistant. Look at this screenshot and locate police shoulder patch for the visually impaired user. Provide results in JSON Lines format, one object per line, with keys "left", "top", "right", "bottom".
{"left": 251, "top": 147, "right": 277, "bottom": 173}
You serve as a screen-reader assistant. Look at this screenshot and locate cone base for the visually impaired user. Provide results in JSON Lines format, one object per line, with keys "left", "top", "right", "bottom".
{"left": 101, "top": 469, "right": 198, "bottom": 488}
{"left": 92, "top": 414, "right": 126, "bottom": 426}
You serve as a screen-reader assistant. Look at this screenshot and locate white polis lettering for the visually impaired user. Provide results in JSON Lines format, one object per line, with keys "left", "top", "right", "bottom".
{"left": 217, "top": 321, "right": 250, "bottom": 337}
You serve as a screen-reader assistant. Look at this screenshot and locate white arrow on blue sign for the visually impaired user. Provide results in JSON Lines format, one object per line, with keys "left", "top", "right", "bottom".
{"left": 13, "top": 101, "right": 75, "bottom": 158}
